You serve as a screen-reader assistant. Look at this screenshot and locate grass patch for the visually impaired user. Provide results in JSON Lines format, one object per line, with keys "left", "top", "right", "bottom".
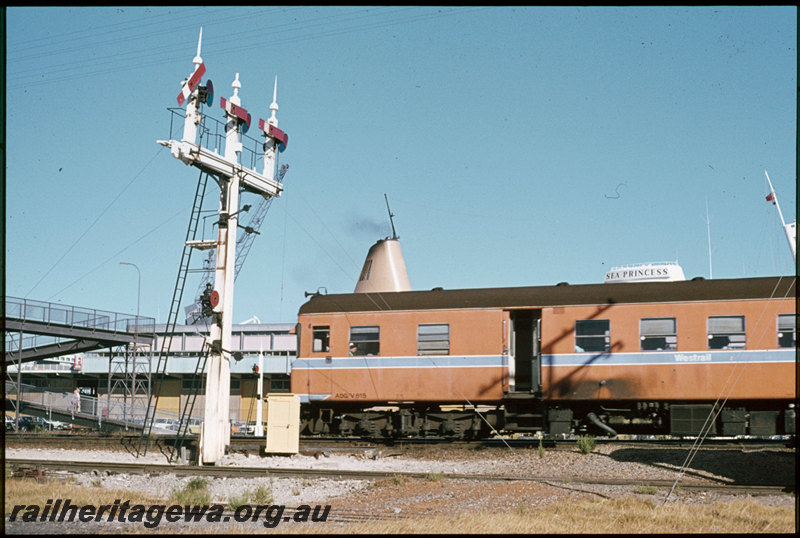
{"left": 374, "top": 475, "right": 411, "bottom": 488}
{"left": 315, "top": 496, "right": 794, "bottom": 534}
{"left": 227, "top": 490, "right": 250, "bottom": 511}
{"left": 636, "top": 483, "right": 659, "bottom": 495}
{"left": 425, "top": 472, "right": 444, "bottom": 482}
{"left": 4, "top": 478, "right": 163, "bottom": 512}
{"left": 576, "top": 435, "right": 596, "bottom": 454}
{"left": 6, "top": 477, "right": 793, "bottom": 534}
{"left": 228, "top": 483, "right": 273, "bottom": 510}
{"left": 252, "top": 484, "right": 274, "bottom": 505}
{"left": 169, "top": 477, "right": 211, "bottom": 506}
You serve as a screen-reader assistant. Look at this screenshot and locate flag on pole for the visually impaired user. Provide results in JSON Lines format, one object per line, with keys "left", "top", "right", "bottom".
{"left": 766, "top": 192, "right": 775, "bottom": 203}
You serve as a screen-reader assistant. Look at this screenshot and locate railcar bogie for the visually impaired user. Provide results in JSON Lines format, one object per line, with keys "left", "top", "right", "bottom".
{"left": 300, "top": 404, "right": 501, "bottom": 439}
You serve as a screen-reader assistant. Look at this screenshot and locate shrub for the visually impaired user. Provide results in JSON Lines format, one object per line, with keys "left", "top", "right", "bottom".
{"left": 516, "top": 500, "right": 528, "bottom": 515}
{"left": 228, "top": 490, "right": 250, "bottom": 511}
{"left": 170, "top": 477, "right": 211, "bottom": 506}
{"left": 577, "top": 435, "right": 596, "bottom": 454}
{"left": 252, "top": 484, "right": 273, "bottom": 505}
{"left": 636, "top": 484, "right": 658, "bottom": 495}
{"left": 186, "top": 477, "right": 208, "bottom": 491}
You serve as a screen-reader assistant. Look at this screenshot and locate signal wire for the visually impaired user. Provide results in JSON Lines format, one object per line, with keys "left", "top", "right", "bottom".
{"left": 286, "top": 186, "right": 503, "bottom": 436}
{"left": 284, "top": 193, "right": 393, "bottom": 314}
{"left": 26, "top": 146, "right": 165, "bottom": 299}
{"left": 9, "top": 7, "right": 486, "bottom": 91}
{"left": 8, "top": 7, "right": 280, "bottom": 65}
{"left": 45, "top": 202, "right": 188, "bottom": 302}
{"left": 288, "top": 192, "right": 506, "bottom": 437}
{"left": 663, "top": 276, "right": 795, "bottom": 503}
{"left": 662, "top": 363, "right": 742, "bottom": 503}
{"left": 295, "top": 190, "right": 363, "bottom": 275}
{"left": 290, "top": 203, "right": 510, "bottom": 442}
{"left": 279, "top": 184, "right": 290, "bottom": 321}
{"left": 424, "top": 355, "right": 513, "bottom": 449}
{"left": 285, "top": 212, "right": 358, "bottom": 288}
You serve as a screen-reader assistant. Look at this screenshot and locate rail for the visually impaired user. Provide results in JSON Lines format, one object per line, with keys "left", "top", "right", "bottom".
{"left": 5, "top": 458, "right": 794, "bottom": 495}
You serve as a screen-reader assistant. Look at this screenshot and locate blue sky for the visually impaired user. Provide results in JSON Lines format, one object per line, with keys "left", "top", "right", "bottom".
{"left": 5, "top": 6, "right": 797, "bottom": 324}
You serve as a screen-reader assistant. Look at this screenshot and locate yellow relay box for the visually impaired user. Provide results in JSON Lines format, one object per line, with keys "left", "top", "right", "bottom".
{"left": 265, "top": 393, "right": 300, "bottom": 454}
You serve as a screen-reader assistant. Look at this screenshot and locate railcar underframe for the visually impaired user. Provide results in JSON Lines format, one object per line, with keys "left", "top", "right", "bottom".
{"left": 299, "top": 398, "right": 796, "bottom": 439}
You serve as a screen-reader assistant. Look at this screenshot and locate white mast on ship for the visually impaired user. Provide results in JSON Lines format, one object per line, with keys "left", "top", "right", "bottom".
{"left": 764, "top": 171, "right": 797, "bottom": 263}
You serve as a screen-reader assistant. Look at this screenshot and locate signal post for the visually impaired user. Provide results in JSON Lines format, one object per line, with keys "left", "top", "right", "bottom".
{"left": 158, "top": 29, "right": 288, "bottom": 464}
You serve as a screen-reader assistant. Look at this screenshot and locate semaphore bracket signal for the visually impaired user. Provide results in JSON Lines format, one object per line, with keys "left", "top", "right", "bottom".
{"left": 157, "top": 29, "right": 287, "bottom": 199}
{"left": 154, "top": 27, "right": 290, "bottom": 466}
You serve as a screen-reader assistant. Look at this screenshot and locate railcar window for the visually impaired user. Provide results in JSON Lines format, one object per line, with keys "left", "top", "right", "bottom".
{"left": 575, "top": 319, "right": 610, "bottom": 352}
{"left": 777, "top": 314, "right": 797, "bottom": 348}
{"left": 640, "top": 317, "right": 677, "bottom": 351}
{"left": 417, "top": 324, "right": 450, "bottom": 355}
{"left": 707, "top": 315, "right": 746, "bottom": 350}
{"left": 312, "top": 326, "right": 330, "bottom": 353}
{"left": 349, "top": 325, "right": 380, "bottom": 356}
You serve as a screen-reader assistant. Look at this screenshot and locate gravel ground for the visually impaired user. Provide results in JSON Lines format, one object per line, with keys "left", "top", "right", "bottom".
{"left": 5, "top": 443, "right": 795, "bottom": 534}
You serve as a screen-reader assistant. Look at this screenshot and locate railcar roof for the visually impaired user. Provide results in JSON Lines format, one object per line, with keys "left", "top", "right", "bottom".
{"left": 298, "top": 276, "right": 796, "bottom": 315}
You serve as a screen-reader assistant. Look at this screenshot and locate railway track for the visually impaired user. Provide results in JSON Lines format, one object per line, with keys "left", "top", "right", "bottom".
{"left": 6, "top": 457, "right": 794, "bottom": 496}
{"left": 4, "top": 432, "right": 793, "bottom": 452}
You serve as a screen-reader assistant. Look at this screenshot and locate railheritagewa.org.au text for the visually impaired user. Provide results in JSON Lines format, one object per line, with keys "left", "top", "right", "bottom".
{"left": 9, "top": 499, "right": 331, "bottom": 529}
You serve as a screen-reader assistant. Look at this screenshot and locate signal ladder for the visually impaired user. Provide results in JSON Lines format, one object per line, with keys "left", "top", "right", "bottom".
{"left": 136, "top": 169, "right": 212, "bottom": 459}
{"left": 188, "top": 163, "right": 289, "bottom": 325}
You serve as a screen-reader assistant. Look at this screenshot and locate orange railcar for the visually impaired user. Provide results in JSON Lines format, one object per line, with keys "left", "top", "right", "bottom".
{"left": 291, "top": 276, "right": 796, "bottom": 437}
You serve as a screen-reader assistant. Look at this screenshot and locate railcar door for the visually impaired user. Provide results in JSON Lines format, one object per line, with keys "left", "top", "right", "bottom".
{"left": 509, "top": 310, "right": 541, "bottom": 393}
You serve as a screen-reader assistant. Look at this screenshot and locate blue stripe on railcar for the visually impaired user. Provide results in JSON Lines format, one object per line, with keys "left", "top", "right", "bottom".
{"left": 292, "top": 355, "right": 507, "bottom": 370}
{"left": 542, "top": 348, "right": 796, "bottom": 367}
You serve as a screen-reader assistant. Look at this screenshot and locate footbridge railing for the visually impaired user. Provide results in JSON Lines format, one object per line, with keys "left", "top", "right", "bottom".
{"left": 4, "top": 297, "right": 155, "bottom": 363}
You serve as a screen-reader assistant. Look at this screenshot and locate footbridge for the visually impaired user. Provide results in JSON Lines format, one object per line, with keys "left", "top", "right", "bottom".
{"left": 4, "top": 297, "right": 155, "bottom": 364}
{"left": 4, "top": 297, "right": 158, "bottom": 433}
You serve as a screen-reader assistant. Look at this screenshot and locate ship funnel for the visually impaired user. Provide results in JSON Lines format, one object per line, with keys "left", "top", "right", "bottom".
{"left": 354, "top": 237, "right": 411, "bottom": 293}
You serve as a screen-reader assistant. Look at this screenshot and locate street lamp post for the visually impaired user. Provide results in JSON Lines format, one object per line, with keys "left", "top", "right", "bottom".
{"left": 120, "top": 262, "right": 141, "bottom": 429}
{"left": 120, "top": 262, "right": 141, "bottom": 324}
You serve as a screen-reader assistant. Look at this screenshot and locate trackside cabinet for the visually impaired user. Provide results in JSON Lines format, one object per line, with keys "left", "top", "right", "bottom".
{"left": 265, "top": 393, "right": 300, "bottom": 454}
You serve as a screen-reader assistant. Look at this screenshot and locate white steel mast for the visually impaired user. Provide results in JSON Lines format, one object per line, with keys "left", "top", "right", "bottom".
{"left": 158, "top": 30, "right": 289, "bottom": 464}
{"left": 764, "top": 171, "right": 797, "bottom": 264}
